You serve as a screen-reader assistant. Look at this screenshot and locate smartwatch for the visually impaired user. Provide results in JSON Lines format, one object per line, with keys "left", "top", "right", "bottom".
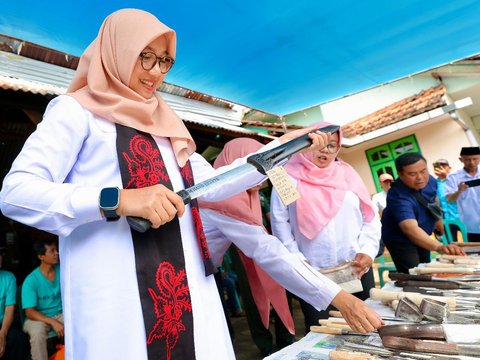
{"left": 99, "top": 187, "right": 120, "bottom": 222}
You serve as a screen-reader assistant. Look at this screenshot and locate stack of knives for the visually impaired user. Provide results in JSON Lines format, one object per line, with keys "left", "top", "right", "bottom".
{"left": 311, "top": 254, "right": 480, "bottom": 359}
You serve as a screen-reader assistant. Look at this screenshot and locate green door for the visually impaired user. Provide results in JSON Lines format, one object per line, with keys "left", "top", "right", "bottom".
{"left": 366, "top": 135, "right": 420, "bottom": 192}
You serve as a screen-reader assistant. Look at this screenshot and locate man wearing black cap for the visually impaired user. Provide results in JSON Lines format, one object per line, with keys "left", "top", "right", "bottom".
{"left": 446, "top": 146, "right": 480, "bottom": 242}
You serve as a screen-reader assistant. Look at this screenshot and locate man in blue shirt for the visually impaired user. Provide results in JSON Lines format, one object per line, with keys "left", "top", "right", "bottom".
{"left": 22, "top": 239, "right": 63, "bottom": 360}
{"left": 382, "top": 152, "right": 464, "bottom": 273}
{"left": 0, "top": 250, "right": 28, "bottom": 360}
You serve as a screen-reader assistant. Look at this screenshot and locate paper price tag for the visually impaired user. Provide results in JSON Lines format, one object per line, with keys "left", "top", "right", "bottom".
{"left": 266, "top": 166, "right": 300, "bottom": 206}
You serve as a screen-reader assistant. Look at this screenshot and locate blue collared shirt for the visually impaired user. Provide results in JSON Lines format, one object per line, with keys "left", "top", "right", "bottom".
{"left": 382, "top": 175, "right": 437, "bottom": 244}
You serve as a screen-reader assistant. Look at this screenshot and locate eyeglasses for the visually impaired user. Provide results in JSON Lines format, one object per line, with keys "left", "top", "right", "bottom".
{"left": 139, "top": 51, "right": 175, "bottom": 73}
{"left": 325, "top": 143, "right": 339, "bottom": 153}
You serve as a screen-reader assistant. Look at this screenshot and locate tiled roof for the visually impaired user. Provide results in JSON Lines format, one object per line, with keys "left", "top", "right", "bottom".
{"left": 341, "top": 84, "right": 447, "bottom": 138}
{"left": 241, "top": 120, "right": 304, "bottom": 130}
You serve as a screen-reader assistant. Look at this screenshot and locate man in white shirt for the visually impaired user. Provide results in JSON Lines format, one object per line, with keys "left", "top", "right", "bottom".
{"left": 446, "top": 146, "right": 480, "bottom": 242}
{"left": 372, "top": 173, "right": 394, "bottom": 217}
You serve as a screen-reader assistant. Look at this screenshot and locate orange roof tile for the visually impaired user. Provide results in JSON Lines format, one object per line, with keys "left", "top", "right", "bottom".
{"left": 342, "top": 84, "right": 446, "bottom": 138}
{"left": 241, "top": 120, "right": 303, "bottom": 130}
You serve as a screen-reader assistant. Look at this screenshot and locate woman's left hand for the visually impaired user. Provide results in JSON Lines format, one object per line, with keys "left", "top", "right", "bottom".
{"left": 278, "top": 126, "right": 332, "bottom": 152}
{"left": 351, "top": 253, "right": 373, "bottom": 279}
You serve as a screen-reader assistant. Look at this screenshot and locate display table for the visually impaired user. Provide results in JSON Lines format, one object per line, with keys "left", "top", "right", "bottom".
{"left": 265, "top": 283, "right": 480, "bottom": 360}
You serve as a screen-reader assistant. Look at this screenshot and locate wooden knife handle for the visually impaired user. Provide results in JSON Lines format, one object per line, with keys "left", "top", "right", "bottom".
{"left": 382, "top": 336, "right": 458, "bottom": 355}
{"left": 441, "top": 254, "right": 472, "bottom": 260}
{"left": 369, "top": 288, "right": 456, "bottom": 309}
{"left": 413, "top": 266, "right": 474, "bottom": 274}
{"left": 388, "top": 272, "right": 433, "bottom": 281}
{"left": 310, "top": 325, "right": 343, "bottom": 335}
{"left": 395, "top": 280, "right": 459, "bottom": 290}
{"left": 425, "top": 262, "right": 455, "bottom": 268}
{"left": 318, "top": 320, "right": 351, "bottom": 330}
{"left": 329, "top": 310, "right": 343, "bottom": 318}
{"left": 329, "top": 350, "right": 375, "bottom": 360}
{"left": 454, "top": 258, "right": 480, "bottom": 265}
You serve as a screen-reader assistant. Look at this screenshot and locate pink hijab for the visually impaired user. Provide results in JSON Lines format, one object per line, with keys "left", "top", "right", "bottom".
{"left": 67, "top": 9, "right": 195, "bottom": 167}
{"left": 199, "top": 138, "right": 294, "bottom": 334}
{"left": 199, "top": 138, "right": 264, "bottom": 226}
{"left": 284, "top": 122, "right": 375, "bottom": 239}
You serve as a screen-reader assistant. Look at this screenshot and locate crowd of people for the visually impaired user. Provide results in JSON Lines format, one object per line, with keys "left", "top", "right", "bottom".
{"left": 0, "top": 7, "right": 478, "bottom": 360}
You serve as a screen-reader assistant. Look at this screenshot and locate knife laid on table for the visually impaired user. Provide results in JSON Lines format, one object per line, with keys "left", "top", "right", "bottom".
{"left": 382, "top": 336, "right": 480, "bottom": 356}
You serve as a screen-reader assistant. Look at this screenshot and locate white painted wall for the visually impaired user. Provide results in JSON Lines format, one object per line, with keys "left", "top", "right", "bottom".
{"left": 339, "top": 117, "right": 470, "bottom": 195}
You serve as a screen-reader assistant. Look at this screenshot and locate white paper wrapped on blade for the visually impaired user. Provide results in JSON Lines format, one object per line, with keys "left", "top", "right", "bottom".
{"left": 318, "top": 260, "right": 363, "bottom": 294}
{"left": 443, "top": 324, "right": 480, "bottom": 344}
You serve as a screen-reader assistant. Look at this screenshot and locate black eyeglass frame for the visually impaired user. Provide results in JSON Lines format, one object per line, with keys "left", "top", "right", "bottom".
{"left": 139, "top": 51, "right": 175, "bottom": 73}
{"left": 325, "top": 143, "right": 339, "bottom": 153}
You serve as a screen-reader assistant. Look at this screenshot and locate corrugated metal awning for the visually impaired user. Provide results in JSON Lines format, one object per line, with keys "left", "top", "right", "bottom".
{"left": 0, "top": 50, "right": 274, "bottom": 139}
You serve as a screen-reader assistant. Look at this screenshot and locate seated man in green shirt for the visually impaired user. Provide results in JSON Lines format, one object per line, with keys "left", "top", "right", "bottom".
{"left": 0, "top": 250, "right": 28, "bottom": 360}
{"left": 22, "top": 239, "right": 63, "bottom": 360}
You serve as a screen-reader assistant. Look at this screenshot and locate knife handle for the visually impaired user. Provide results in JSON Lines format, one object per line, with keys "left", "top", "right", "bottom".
{"left": 329, "top": 350, "right": 375, "bottom": 360}
{"left": 413, "top": 266, "right": 475, "bottom": 274}
{"left": 310, "top": 325, "right": 343, "bottom": 335}
{"left": 329, "top": 310, "right": 344, "bottom": 318}
{"left": 388, "top": 272, "right": 433, "bottom": 281}
{"left": 318, "top": 320, "right": 352, "bottom": 330}
{"left": 125, "top": 188, "right": 195, "bottom": 232}
{"left": 127, "top": 216, "right": 151, "bottom": 233}
{"left": 395, "top": 280, "right": 459, "bottom": 290}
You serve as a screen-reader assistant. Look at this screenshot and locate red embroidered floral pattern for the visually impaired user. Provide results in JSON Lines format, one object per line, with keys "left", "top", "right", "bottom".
{"left": 190, "top": 206, "right": 211, "bottom": 260}
{"left": 181, "top": 163, "right": 211, "bottom": 261}
{"left": 180, "top": 164, "right": 193, "bottom": 186}
{"left": 147, "top": 262, "right": 192, "bottom": 360}
{"left": 122, "top": 135, "right": 169, "bottom": 189}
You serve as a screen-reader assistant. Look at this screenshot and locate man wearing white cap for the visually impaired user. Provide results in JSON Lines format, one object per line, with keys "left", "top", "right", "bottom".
{"left": 446, "top": 146, "right": 480, "bottom": 242}
{"left": 372, "top": 173, "right": 394, "bottom": 217}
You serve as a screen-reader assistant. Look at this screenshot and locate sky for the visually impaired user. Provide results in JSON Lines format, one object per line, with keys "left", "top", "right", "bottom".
{"left": 2, "top": 0, "right": 480, "bottom": 115}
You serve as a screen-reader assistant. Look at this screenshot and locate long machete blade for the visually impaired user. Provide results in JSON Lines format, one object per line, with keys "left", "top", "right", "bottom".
{"left": 127, "top": 125, "right": 339, "bottom": 232}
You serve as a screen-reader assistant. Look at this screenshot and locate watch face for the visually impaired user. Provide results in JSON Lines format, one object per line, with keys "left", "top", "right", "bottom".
{"left": 100, "top": 187, "right": 119, "bottom": 209}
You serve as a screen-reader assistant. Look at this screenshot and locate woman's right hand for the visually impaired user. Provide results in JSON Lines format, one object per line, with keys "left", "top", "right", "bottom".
{"left": 117, "top": 185, "right": 185, "bottom": 228}
{"left": 278, "top": 126, "right": 331, "bottom": 153}
{"left": 330, "top": 290, "right": 384, "bottom": 333}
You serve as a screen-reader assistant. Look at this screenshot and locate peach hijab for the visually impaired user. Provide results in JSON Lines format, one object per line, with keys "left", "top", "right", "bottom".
{"left": 67, "top": 9, "right": 195, "bottom": 167}
{"left": 284, "top": 122, "right": 375, "bottom": 239}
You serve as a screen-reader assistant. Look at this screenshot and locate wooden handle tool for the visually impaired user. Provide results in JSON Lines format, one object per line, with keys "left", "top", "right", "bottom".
{"left": 310, "top": 325, "right": 369, "bottom": 336}
{"left": 329, "top": 350, "right": 375, "bottom": 359}
{"left": 369, "top": 288, "right": 456, "bottom": 309}
{"left": 412, "top": 266, "right": 475, "bottom": 275}
{"left": 318, "top": 319, "right": 352, "bottom": 330}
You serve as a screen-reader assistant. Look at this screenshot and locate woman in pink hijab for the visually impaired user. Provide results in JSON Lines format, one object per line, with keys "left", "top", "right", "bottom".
{"left": 271, "top": 122, "right": 382, "bottom": 334}
{"left": 0, "top": 9, "right": 332, "bottom": 360}
{"left": 200, "top": 137, "right": 384, "bottom": 348}
{"left": 199, "top": 138, "right": 295, "bottom": 357}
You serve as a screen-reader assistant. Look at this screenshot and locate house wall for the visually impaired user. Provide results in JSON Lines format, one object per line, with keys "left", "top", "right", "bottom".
{"left": 339, "top": 117, "right": 470, "bottom": 195}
